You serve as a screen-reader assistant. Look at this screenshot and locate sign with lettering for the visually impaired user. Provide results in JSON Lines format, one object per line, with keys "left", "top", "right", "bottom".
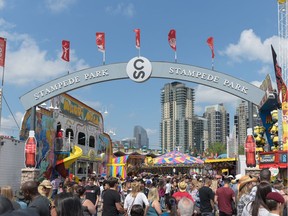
{"left": 20, "top": 58, "right": 265, "bottom": 110}
{"left": 60, "top": 94, "right": 102, "bottom": 126}
{"left": 259, "top": 153, "right": 275, "bottom": 164}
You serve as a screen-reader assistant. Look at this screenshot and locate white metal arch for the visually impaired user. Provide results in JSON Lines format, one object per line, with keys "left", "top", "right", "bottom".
{"left": 20, "top": 61, "right": 265, "bottom": 110}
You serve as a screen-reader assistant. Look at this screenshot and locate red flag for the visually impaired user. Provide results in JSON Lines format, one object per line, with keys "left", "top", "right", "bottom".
{"left": 0, "top": 37, "right": 7, "bottom": 67}
{"left": 168, "top": 29, "right": 176, "bottom": 51}
{"left": 96, "top": 32, "right": 105, "bottom": 52}
{"left": 271, "top": 45, "right": 287, "bottom": 103}
{"left": 134, "top": 29, "right": 140, "bottom": 49}
{"left": 61, "top": 40, "right": 70, "bottom": 62}
{"left": 207, "top": 37, "right": 215, "bottom": 58}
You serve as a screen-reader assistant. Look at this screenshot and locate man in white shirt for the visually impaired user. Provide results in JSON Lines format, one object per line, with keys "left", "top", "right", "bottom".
{"left": 165, "top": 177, "right": 172, "bottom": 197}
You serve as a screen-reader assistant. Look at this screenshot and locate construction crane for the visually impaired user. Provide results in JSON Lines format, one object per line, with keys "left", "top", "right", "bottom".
{"left": 278, "top": 0, "right": 288, "bottom": 86}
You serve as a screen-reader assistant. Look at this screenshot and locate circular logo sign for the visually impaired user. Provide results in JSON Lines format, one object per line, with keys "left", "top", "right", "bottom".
{"left": 126, "top": 56, "right": 152, "bottom": 82}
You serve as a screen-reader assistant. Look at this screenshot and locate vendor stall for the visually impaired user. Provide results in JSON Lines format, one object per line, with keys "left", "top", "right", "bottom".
{"left": 204, "top": 157, "right": 237, "bottom": 176}
{"left": 258, "top": 150, "right": 288, "bottom": 184}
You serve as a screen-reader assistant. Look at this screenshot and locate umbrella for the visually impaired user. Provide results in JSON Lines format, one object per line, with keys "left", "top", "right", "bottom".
{"left": 154, "top": 150, "right": 204, "bottom": 165}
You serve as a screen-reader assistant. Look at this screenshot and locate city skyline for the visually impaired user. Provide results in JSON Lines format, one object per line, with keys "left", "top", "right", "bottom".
{"left": 0, "top": 1, "right": 282, "bottom": 149}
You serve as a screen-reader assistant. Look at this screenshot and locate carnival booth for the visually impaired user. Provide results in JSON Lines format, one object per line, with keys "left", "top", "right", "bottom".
{"left": 108, "top": 155, "right": 129, "bottom": 178}
{"left": 142, "top": 150, "right": 204, "bottom": 175}
{"left": 204, "top": 157, "right": 237, "bottom": 176}
{"left": 108, "top": 152, "right": 147, "bottom": 178}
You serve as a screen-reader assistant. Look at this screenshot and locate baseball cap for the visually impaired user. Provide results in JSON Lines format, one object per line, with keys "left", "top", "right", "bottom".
{"left": 146, "top": 180, "right": 152, "bottom": 185}
{"left": 266, "top": 192, "right": 285, "bottom": 204}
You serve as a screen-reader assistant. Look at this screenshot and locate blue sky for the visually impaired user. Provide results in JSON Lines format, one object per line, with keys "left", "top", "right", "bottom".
{"left": 0, "top": 0, "right": 283, "bottom": 148}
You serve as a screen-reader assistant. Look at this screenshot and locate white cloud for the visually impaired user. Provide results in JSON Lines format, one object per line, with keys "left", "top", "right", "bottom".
{"left": 258, "top": 65, "right": 272, "bottom": 75}
{"left": 0, "top": 0, "right": 5, "bottom": 10}
{"left": 0, "top": 18, "right": 15, "bottom": 30}
{"left": 194, "top": 105, "right": 204, "bottom": 115}
{"left": 0, "top": 111, "right": 23, "bottom": 138}
{"left": 45, "top": 0, "right": 76, "bottom": 13}
{"left": 106, "top": 3, "right": 135, "bottom": 17}
{"left": 195, "top": 85, "right": 238, "bottom": 104}
{"left": 146, "top": 128, "right": 157, "bottom": 136}
{"left": 2, "top": 31, "right": 88, "bottom": 85}
{"left": 221, "top": 29, "right": 281, "bottom": 64}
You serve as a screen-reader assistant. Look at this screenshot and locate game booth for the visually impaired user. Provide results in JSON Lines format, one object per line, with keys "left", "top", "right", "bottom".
{"left": 204, "top": 157, "right": 237, "bottom": 176}
{"left": 108, "top": 152, "right": 147, "bottom": 178}
{"left": 246, "top": 72, "right": 288, "bottom": 184}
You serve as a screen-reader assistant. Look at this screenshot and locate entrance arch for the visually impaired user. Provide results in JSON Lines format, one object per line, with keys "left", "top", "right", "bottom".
{"left": 20, "top": 59, "right": 265, "bottom": 110}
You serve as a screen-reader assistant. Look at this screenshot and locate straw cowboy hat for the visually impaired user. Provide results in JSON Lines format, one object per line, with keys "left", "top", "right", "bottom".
{"left": 238, "top": 175, "right": 257, "bottom": 191}
{"left": 231, "top": 174, "right": 243, "bottom": 184}
{"left": 38, "top": 179, "right": 53, "bottom": 198}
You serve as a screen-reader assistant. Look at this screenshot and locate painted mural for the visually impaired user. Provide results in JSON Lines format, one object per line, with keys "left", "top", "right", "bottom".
{"left": 20, "top": 93, "right": 112, "bottom": 180}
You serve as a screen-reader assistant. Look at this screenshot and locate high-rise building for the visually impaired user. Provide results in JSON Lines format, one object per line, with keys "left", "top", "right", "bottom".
{"left": 160, "top": 82, "right": 195, "bottom": 153}
{"left": 227, "top": 125, "right": 238, "bottom": 158}
{"left": 234, "top": 100, "right": 262, "bottom": 147}
{"left": 204, "top": 103, "right": 229, "bottom": 146}
{"left": 234, "top": 100, "right": 249, "bottom": 146}
{"left": 193, "top": 116, "right": 209, "bottom": 154}
{"left": 134, "top": 125, "right": 149, "bottom": 149}
{"left": 121, "top": 138, "right": 136, "bottom": 149}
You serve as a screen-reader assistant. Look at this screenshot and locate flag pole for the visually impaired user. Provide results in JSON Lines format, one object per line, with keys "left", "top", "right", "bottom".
{"left": 0, "top": 66, "right": 5, "bottom": 131}
{"left": 138, "top": 48, "right": 140, "bottom": 57}
{"left": 175, "top": 51, "right": 177, "bottom": 63}
{"left": 66, "top": 61, "right": 70, "bottom": 74}
{"left": 212, "top": 57, "right": 214, "bottom": 70}
{"left": 1, "top": 66, "right": 5, "bottom": 87}
{"left": 103, "top": 51, "right": 106, "bottom": 65}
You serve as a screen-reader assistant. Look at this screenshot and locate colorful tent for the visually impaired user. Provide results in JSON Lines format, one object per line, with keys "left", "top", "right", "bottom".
{"left": 153, "top": 150, "right": 204, "bottom": 165}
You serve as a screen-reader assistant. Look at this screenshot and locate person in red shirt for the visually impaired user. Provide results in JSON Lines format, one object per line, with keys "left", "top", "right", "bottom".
{"left": 215, "top": 178, "right": 235, "bottom": 216}
{"left": 172, "top": 181, "right": 194, "bottom": 203}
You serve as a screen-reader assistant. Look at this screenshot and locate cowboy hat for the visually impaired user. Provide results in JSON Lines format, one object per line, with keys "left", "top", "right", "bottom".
{"left": 238, "top": 175, "right": 257, "bottom": 191}
{"left": 231, "top": 174, "right": 242, "bottom": 184}
{"left": 38, "top": 179, "right": 53, "bottom": 198}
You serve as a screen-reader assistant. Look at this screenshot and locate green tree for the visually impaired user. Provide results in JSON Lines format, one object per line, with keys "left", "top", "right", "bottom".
{"left": 238, "top": 145, "right": 244, "bottom": 155}
{"left": 207, "top": 142, "right": 226, "bottom": 156}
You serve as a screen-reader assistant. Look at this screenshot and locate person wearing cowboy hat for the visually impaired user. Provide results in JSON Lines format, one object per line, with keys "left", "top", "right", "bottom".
{"left": 237, "top": 175, "right": 257, "bottom": 216}
{"left": 230, "top": 174, "right": 242, "bottom": 194}
{"left": 38, "top": 180, "right": 53, "bottom": 201}
{"left": 21, "top": 180, "right": 50, "bottom": 216}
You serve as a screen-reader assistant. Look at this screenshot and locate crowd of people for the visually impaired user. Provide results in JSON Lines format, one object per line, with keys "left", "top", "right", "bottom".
{"left": 0, "top": 169, "right": 287, "bottom": 216}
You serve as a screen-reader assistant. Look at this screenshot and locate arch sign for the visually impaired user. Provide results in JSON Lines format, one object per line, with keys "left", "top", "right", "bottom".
{"left": 20, "top": 57, "right": 265, "bottom": 110}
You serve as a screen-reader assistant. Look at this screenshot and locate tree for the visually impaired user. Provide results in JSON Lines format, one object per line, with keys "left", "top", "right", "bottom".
{"left": 238, "top": 145, "right": 244, "bottom": 155}
{"left": 207, "top": 142, "right": 226, "bottom": 156}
